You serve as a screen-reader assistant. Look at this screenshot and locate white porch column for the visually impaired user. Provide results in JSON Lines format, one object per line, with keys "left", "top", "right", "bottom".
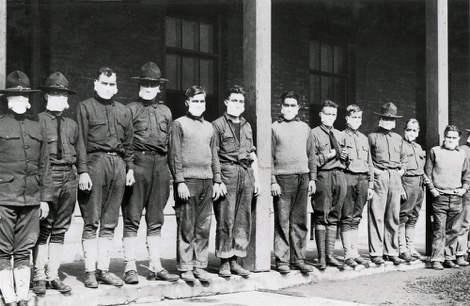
{"left": 0, "top": 0, "right": 6, "bottom": 88}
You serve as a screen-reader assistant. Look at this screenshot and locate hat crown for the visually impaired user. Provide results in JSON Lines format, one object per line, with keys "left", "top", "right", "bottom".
{"left": 379, "top": 102, "right": 398, "bottom": 117}
{"left": 139, "top": 62, "right": 162, "bottom": 80}
{"left": 44, "top": 72, "right": 69, "bottom": 89}
{"left": 6, "top": 71, "right": 31, "bottom": 89}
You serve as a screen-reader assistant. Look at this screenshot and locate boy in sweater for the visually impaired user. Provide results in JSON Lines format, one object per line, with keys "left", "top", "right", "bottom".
{"left": 426, "top": 125, "right": 470, "bottom": 270}
{"left": 212, "top": 85, "right": 260, "bottom": 278}
{"left": 271, "top": 90, "right": 316, "bottom": 274}
{"left": 168, "top": 86, "right": 222, "bottom": 282}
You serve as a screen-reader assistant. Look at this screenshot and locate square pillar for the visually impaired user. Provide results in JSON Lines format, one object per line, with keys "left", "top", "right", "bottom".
{"left": 240, "top": 0, "right": 272, "bottom": 272}
{"left": 0, "top": 0, "right": 6, "bottom": 89}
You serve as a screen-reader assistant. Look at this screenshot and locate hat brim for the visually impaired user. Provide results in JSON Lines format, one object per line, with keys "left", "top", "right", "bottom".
{"left": 131, "top": 77, "right": 169, "bottom": 82}
{"left": 374, "top": 112, "right": 403, "bottom": 118}
{"left": 0, "top": 88, "right": 40, "bottom": 94}
{"left": 38, "top": 86, "right": 77, "bottom": 95}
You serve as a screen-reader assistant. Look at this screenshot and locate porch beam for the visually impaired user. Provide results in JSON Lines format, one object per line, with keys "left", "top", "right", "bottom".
{"left": 241, "top": 0, "right": 272, "bottom": 272}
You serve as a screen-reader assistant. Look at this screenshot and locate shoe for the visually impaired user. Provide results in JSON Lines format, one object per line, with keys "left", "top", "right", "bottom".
{"left": 17, "top": 301, "right": 28, "bottom": 306}
{"left": 432, "top": 261, "right": 444, "bottom": 270}
{"left": 229, "top": 259, "right": 250, "bottom": 277}
{"left": 181, "top": 270, "right": 196, "bottom": 282}
{"left": 277, "top": 265, "right": 291, "bottom": 274}
{"left": 48, "top": 279, "right": 72, "bottom": 293}
{"left": 411, "top": 252, "right": 425, "bottom": 261}
{"left": 383, "top": 255, "right": 405, "bottom": 265}
{"left": 31, "top": 279, "right": 46, "bottom": 295}
{"left": 443, "top": 260, "right": 459, "bottom": 269}
{"left": 354, "top": 257, "right": 370, "bottom": 268}
{"left": 5, "top": 302, "right": 18, "bottom": 306}
{"left": 456, "top": 256, "right": 469, "bottom": 267}
{"left": 218, "top": 260, "right": 231, "bottom": 278}
{"left": 326, "top": 255, "right": 343, "bottom": 268}
{"left": 291, "top": 262, "right": 313, "bottom": 273}
{"left": 344, "top": 258, "right": 358, "bottom": 268}
{"left": 370, "top": 256, "right": 385, "bottom": 265}
{"left": 123, "top": 270, "right": 139, "bottom": 284}
{"left": 399, "top": 252, "right": 412, "bottom": 263}
{"left": 84, "top": 271, "right": 98, "bottom": 288}
{"left": 193, "top": 268, "right": 211, "bottom": 282}
{"left": 155, "top": 269, "right": 180, "bottom": 282}
{"left": 96, "top": 270, "right": 124, "bottom": 287}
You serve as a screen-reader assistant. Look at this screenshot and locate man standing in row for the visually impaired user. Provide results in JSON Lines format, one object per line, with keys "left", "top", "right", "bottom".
{"left": 168, "top": 86, "right": 222, "bottom": 282}
{"left": 340, "top": 104, "right": 373, "bottom": 268}
{"left": 121, "top": 62, "right": 179, "bottom": 284}
{"left": 0, "top": 71, "right": 51, "bottom": 306}
{"left": 77, "top": 67, "right": 135, "bottom": 288}
{"left": 212, "top": 86, "right": 259, "bottom": 278}
{"left": 368, "top": 102, "right": 406, "bottom": 265}
{"left": 32, "top": 72, "right": 78, "bottom": 295}
{"left": 271, "top": 90, "right": 315, "bottom": 274}
{"left": 311, "top": 100, "right": 347, "bottom": 270}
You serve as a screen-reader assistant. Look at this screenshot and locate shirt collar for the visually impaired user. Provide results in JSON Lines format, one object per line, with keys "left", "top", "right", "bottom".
{"left": 277, "top": 115, "right": 300, "bottom": 123}
{"left": 139, "top": 98, "right": 158, "bottom": 108}
{"left": 345, "top": 127, "right": 359, "bottom": 135}
{"left": 186, "top": 112, "right": 205, "bottom": 122}
{"left": 320, "top": 124, "right": 333, "bottom": 134}
{"left": 441, "top": 144, "right": 460, "bottom": 151}
{"left": 94, "top": 93, "right": 115, "bottom": 106}
{"left": 224, "top": 112, "right": 246, "bottom": 125}
{"left": 377, "top": 127, "right": 391, "bottom": 134}
{"left": 45, "top": 110, "right": 63, "bottom": 120}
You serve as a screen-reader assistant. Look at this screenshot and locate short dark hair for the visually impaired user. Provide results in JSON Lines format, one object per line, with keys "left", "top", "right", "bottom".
{"left": 226, "top": 85, "right": 245, "bottom": 99}
{"left": 405, "top": 118, "right": 420, "bottom": 129}
{"left": 444, "top": 125, "right": 461, "bottom": 136}
{"left": 346, "top": 104, "right": 362, "bottom": 116}
{"left": 96, "top": 67, "right": 115, "bottom": 79}
{"left": 322, "top": 100, "right": 338, "bottom": 109}
{"left": 280, "top": 90, "right": 299, "bottom": 105}
{"left": 185, "top": 85, "right": 206, "bottom": 99}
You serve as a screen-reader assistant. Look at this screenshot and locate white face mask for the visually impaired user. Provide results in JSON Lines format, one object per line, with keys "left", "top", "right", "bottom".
{"left": 187, "top": 102, "right": 206, "bottom": 117}
{"left": 346, "top": 117, "right": 362, "bottom": 131}
{"left": 281, "top": 105, "right": 298, "bottom": 121}
{"left": 404, "top": 130, "right": 419, "bottom": 142}
{"left": 379, "top": 118, "right": 396, "bottom": 131}
{"left": 46, "top": 95, "right": 69, "bottom": 112}
{"left": 7, "top": 96, "right": 31, "bottom": 114}
{"left": 94, "top": 75, "right": 118, "bottom": 100}
{"left": 226, "top": 102, "right": 245, "bottom": 117}
{"left": 139, "top": 85, "right": 160, "bottom": 101}
{"left": 319, "top": 108, "right": 337, "bottom": 127}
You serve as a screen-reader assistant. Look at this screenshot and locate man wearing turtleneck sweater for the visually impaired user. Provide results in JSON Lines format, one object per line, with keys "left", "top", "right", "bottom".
{"left": 76, "top": 67, "right": 135, "bottom": 288}
{"left": 271, "top": 90, "right": 316, "bottom": 274}
{"left": 340, "top": 104, "right": 373, "bottom": 269}
{"left": 121, "top": 62, "right": 179, "bottom": 284}
{"left": 311, "top": 100, "right": 347, "bottom": 270}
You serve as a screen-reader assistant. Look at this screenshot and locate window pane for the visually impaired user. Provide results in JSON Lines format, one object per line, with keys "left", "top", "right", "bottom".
{"left": 165, "top": 17, "right": 181, "bottom": 48}
{"left": 200, "top": 23, "right": 214, "bottom": 53}
{"left": 321, "top": 76, "right": 334, "bottom": 102}
{"left": 334, "top": 46, "right": 344, "bottom": 74}
{"left": 321, "top": 43, "right": 333, "bottom": 73}
{"left": 200, "top": 59, "right": 214, "bottom": 94}
{"left": 182, "top": 20, "right": 198, "bottom": 51}
{"left": 165, "top": 54, "right": 181, "bottom": 90}
{"left": 309, "top": 41, "right": 320, "bottom": 70}
{"left": 182, "top": 57, "right": 198, "bottom": 90}
{"left": 309, "top": 75, "right": 321, "bottom": 105}
{"left": 334, "top": 78, "right": 346, "bottom": 106}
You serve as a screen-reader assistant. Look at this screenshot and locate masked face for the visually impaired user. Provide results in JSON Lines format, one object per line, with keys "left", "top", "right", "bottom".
{"left": 186, "top": 93, "right": 206, "bottom": 117}
{"left": 379, "top": 118, "right": 396, "bottom": 130}
{"left": 46, "top": 94, "right": 69, "bottom": 112}
{"left": 225, "top": 93, "right": 245, "bottom": 118}
{"left": 404, "top": 122, "right": 420, "bottom": 142}
{"left": 319, "top": 106, "right": 337, "bottom": 127}
{"left": 139, "top": 83, "right": 160, "bottom": 101}
{"left": 346, "top": 112, "right": 363, "bottom": 131}
{"left": 94, "top": 73, "right": 118, "bottom": 100}
{"left": 7, "top": 95, "right": 31, "bottom": 114}
{"left": 444, "top": 131, "right": 460, "bottom": 150}
{"left": 281, "top": 98, "right": 299, "bottom": 121}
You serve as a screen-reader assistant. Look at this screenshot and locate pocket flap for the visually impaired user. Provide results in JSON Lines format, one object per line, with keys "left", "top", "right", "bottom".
{"left": 0, "top": 174, "right": 14, "bottom": 183}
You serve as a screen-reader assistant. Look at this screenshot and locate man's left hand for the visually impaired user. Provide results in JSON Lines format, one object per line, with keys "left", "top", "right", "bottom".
{"left": 126, "top": 170, "right": 135, "bottom": 186}
{"left": 367, "top": 188, "right": 374, "bottom": 200}
{"left": 455, "top": 188, "right": 467, "bottom": 197}
{"left": 308, "top": 180, "right": 316, "bottom": 196}
{"left": 254, "top": 181, "right": 260, "bottom": 197}
{"left": 212, "top": 183, "right": 221, "bottom": 201}
{"left": 39, "top": 202, "right": 49, "bottom": 220}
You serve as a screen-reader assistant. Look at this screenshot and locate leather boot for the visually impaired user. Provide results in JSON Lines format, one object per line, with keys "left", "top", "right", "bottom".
{"left": 315, "top": 228, "right": 326, "bottom": 270}
{"left": 13, "top": 266, "right": 30, "bottom": 302}
{"left": 326, "top": 225, "right": 343, "bottom": 268}
{"left": 0, "top": 268, "right": 17, "bottom": 304}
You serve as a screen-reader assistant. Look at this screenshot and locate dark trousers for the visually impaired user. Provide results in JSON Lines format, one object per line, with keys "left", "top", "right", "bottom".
{"left": 174, "top": 179, "right": 213, "bottom": 271}
{"left": 0, "top": 205, "right": 39, "bottom": 270}
{"left": 38, "top": 167, "right": 78, "bottom": 245}
{"left": 431, "top": 194, "right": 462, "bottom": 262}
{"left": 312, "top": 169, "right": 347, "bottom": 226}
{"left": 213, "top": 164, "right": 254, "bottom": 259}
{"left": 341, "top": 172, "right": 368, "bottom": 232}
{"left": 122, "top": 152, "right": 171, "bottom": 238}
{"left": 78, "top": 153, "right": 126, "bottom": 240}
{"left": 273, "top": 173, "right": 309, "bottom": 266}
{"left": 400, "top": 176, "right": 423, "bottom": 227}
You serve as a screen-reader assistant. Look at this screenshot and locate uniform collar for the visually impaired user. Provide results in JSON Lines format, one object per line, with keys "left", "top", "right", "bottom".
{"left": 139, "top": 98, "right": 158, "bottom": 108}
{"left": 345, "top": 127, "right": 359, "bottom": 135}
{"left": 320, "top": 124, "right": 333, "bottom": 134}
{"left": 277, "top": 115, "right": 300, "bottom": 123}
{"left": 94, "top": 93, "right": 115, "bottom": 105}
{"left": 45, "top": 110, "right": 63, "bottom": 120}
{"left": 377, "top": 127, "right": 392, "bottom": 134}
{"left": 224, "top": 112, "right": 246, "bottom": 125}
{"left": 186, "top": 113, "right": 204, "bottom": 122}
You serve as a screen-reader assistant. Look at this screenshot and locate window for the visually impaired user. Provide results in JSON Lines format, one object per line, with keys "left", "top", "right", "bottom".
{"left": 165, "top": 17, "right": 216, "bottom": 94}
{"left": 309, "top": 41, "right": 349, "bottom": 107}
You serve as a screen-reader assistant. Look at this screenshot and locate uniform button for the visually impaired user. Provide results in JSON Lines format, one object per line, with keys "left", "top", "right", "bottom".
{"left": 24, "top": 145, "right": 29, "bottom": 149}
{"left": 0, "top": 179, "right": 2, "bottom": 182}
{"left": 23, "top": 133, "right": 26, "bottom": 136}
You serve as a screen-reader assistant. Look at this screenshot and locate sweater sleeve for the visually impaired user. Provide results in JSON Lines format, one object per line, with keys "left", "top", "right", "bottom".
{"left": 168, "top": 121, "right": 185, "bottom": 183}
{"left": 271, "top": 126, "right": 277, "bottom": 184}
{"left": 462, "top": 156, "right": 470, "bottom": 191}
{"left": 307, "top": 127, "right": 317, "bottom": 181}
{"left": 424, "top": 148, "right": 436, "bottom": 191}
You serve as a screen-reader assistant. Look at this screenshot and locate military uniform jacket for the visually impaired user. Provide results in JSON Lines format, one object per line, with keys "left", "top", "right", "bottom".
{"left": 0, "top": 112, "right": 52, "bottom": 206}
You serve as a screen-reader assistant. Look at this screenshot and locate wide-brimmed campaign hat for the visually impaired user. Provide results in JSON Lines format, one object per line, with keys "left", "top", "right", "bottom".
{"left": 132, "top": 62, "right": 169, "bottom": 82}
{"left": 0, "top": 71, "right": 40, "bottom": 94}
{"left": 38, "top": 72, "right": 77, "bottom": 94}
{"left": 374, "top": 102, "right": 403, "bottom": 118}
